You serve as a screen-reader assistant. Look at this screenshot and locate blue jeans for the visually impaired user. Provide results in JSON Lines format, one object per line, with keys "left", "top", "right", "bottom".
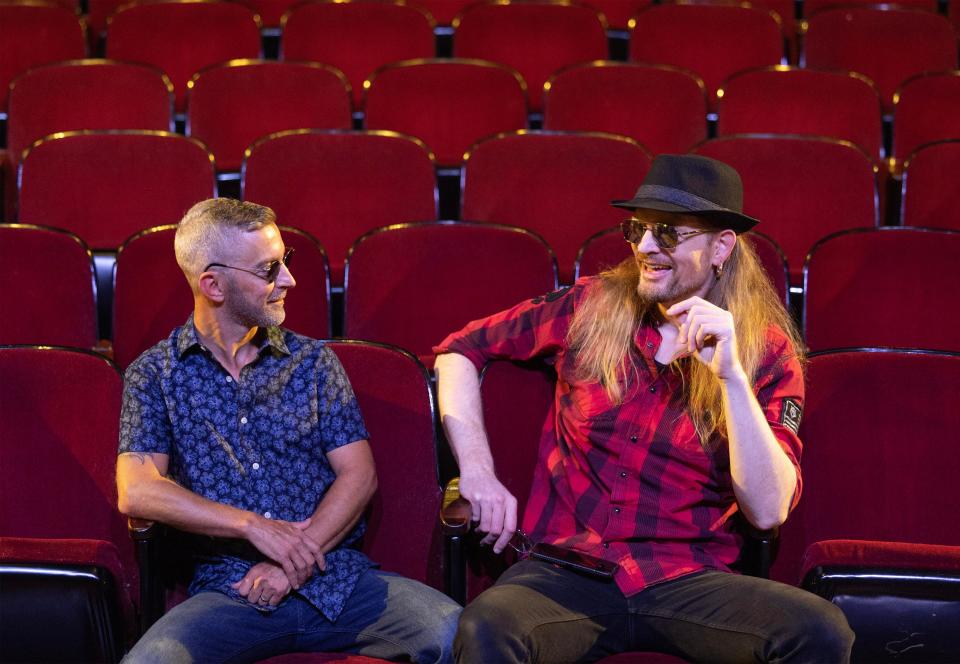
{"left": 124, "top": 569, "right": 462, "bottom": 664}
{"left": 456, "top": 560, "right": 854, "bottom": 663}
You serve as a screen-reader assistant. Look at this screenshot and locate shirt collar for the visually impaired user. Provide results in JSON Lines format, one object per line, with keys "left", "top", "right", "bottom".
{"left": 176, "top": 314, "right": 291, "bottom": 358}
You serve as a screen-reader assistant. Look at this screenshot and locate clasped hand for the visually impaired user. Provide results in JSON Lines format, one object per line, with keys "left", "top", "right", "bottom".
{"left": 238, "top": 513, "right": 326, "bottom": 604}
{"left": 665, "top": 297, "right": 744, "bottom": 381}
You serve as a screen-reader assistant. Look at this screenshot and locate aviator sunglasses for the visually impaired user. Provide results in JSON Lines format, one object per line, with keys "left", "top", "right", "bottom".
{"left": 621, "top": 218, "right": 710, "bottom": 250}
{"left": 204, "top": 247, "right": 295, "bottom": 283}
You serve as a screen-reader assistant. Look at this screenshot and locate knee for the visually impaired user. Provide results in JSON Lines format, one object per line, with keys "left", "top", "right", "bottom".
{"left": 454, "top": 598, "right": 527, "bottom": 664}
{"left": 416, "top": 602, "right": 461, "bottom": 664}
{"left": 782, "top": 595, "right": 855, "bottom": 662}
{"left": 123, "top": 635, "right": 195, "bottom": 664}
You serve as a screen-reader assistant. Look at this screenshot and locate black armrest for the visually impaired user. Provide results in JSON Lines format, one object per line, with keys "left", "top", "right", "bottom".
{"left": 439, "top": 478, "right": 471, "bottom": 604}
{"left": 127, "top": 518, "right": 164, "bottom": 635}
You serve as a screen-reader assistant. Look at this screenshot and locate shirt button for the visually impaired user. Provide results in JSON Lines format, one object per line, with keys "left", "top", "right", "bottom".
{"left": 649, "top": 386, "right": 656, "bottom": 393}
{"left": 252, "top": 462, "right": 260, "bottom": 470}
{"left": 264, "top": 511, "right": 272, "bottom": 519}
{"left": 240, "top": 416, "right": 248, "bottom": 424}
{"left": 646, "top": 342, "right": 654, "bottom": 348}
{"left": 630, "top": 435, "right": 638, "bottom": 443}
{"left": 603, "top": 542, "right": 610, "bottom": 548}
{"left": 613, "top": 507, "right": 621, "bottom": 514}
{"left": 225, "top": 376, "right": 232, "bottom": 383}
{"left": 619, "top": 471, "right": 627, "bottom": 478}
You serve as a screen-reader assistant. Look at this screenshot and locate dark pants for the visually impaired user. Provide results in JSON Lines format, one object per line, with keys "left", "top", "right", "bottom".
{"left": 455, "top": 560, "right": 853, "bottom": 664}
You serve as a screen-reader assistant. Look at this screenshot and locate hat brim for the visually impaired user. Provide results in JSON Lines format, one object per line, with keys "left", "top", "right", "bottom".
{"left": 610, "top": 198, "right": 759, "bottom": 234}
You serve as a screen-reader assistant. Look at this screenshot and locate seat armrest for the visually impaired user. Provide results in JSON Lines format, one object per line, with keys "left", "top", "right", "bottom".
{"left": 439, "top": 477, "right": 472, "bottom": 536}
{"left": 127, "top": 517, "right": 163, "bottom": 635}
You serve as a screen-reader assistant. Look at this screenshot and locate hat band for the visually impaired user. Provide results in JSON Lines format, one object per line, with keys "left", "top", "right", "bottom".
{"left": 634, "top": 184, "right": 730, "bottom": 213}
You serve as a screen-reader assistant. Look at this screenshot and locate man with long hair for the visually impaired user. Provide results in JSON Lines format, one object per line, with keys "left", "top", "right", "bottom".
{"left": 434, "top": 155, "right": 853, "bottom": 662}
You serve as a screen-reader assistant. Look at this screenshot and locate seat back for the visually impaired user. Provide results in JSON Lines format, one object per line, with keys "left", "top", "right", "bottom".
{"left": 891, "top": 71, "right": 960, "bottom": 170}
{"left": 281, "top": 0, "right": 436, "bottom": 109}
{"left": 900, "top": 139, "right": 960, "bottom": 230}
{"left": 629, "top": 3, "right": 783, "bottom": 111}
{"left": 0, "top": 3, "right": 86, "bottom": 112}
{"left": 461, "top": 130, "right": 651, "bottom": 284}
{"left": 242, "top": 129, "right": 438, "bottom": 286}
{"left": 803, "top": 6, "right": 957, "bottom": 113}
{"left": 113, "top": 224, "right": 330, "bottom": 369}
{"left": 410, "top": 0, "right": 474, "bottom": 25}
{"left": 771, "top": 349, "right": 960, "bottom": 584}
{"left": 344, "top": 221, "right": 557, "bottom": 366}
{"left": 17, "top": 130, "right": 215, "bottom": 248}
{"left": 364, "top": 58, "right": 529, "bottom": 167}
{"left": 0, "top": 346, "right": 132, "bottom": 583}
{"left": 717, "top": 66, "right": 884, "bottom": 163}
{"left": 692, "top": 134, "right": 878, "bottom": 286}
{"left": 453, "top": 1, "right": 609, "bottom": 112}
{"left": 187, "top": 60, "right": 352, "bottom": 172}
{"left": 574, "top": 226, "right": 789, "bottom": 305}
{"left": 326, "top": 340, "right": 443, "bottom": 590}
{"left": 7, "top": 59, "right": 174, "bottom": 169}
{"left": 580, "top": 0, "right": 652, "bottom": 30}
{"left": 0, "top": 224, "right": 98, "bottom": 347}
{"left": 106, "top": 0, "right": 262, "bottom": 112}
{"left": 803, "top": 228, "right": 960, "bottom": 352}
{"left": 543, "top": 62, "right": 707, "bottom": 155}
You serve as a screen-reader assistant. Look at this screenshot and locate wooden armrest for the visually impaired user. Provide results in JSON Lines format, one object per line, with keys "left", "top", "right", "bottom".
{"left": 439, "top": 477, "right": 472, "bottom": 536}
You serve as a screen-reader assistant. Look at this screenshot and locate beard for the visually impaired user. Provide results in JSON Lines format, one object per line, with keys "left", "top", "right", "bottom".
{"left": 222, "top": 279, "right": 286, "bottom": 329}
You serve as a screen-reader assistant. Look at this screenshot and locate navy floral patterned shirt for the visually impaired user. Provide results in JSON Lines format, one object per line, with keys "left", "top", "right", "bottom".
{"left": 118, "top": 316, "right": 373, "bottom": 621}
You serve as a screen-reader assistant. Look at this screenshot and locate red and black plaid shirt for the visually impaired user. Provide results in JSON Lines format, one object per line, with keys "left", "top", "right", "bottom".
{"left": 434, "top": 277, "right": 804, "bottom": 596}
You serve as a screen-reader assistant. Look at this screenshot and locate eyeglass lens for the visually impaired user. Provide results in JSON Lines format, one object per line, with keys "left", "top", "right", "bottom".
{"left": 621, "top": 219, "right": 680, "bottom": 249}
{"left": 266, "top": 248, "right": 295, "bottom": 281}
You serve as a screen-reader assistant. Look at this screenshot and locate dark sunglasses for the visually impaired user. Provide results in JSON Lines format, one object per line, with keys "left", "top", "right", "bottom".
{"left": 204, "top": 247, "right": 294, "bottom": 283}
{"left": 620, "top": 218, "right": 710, "bottom": 250}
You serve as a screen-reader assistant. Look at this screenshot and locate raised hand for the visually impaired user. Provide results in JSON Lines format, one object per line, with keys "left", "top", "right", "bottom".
{"left": 666, "top": 296, "right": 743, "bottom": 381}
{"left": 459, "top": 470, "right": 518, "bottom": 554}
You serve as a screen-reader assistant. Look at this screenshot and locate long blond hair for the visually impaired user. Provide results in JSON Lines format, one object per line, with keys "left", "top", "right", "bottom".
{"left": 567, "top": 236, "right": 804, "bottom": 442}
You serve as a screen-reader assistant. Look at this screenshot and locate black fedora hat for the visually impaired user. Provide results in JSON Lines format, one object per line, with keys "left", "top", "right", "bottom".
{"left": 611, "top": 154, "right": 759, "bottom": 233}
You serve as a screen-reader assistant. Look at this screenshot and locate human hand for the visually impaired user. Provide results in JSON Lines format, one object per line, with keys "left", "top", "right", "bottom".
{"left": 232, "top": 561, "right": 292, "bottom": 607}
{"left": 666, "top": 297, "right": 744, "bottom": 381}
{"left": 243, "top": 514, "right": 326, "bottom": 588}
{"left": 459, "top": 470, "right": 518, "bottom": 554}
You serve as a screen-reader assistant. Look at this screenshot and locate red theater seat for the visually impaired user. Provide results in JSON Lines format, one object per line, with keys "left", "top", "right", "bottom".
{"left": 242, "top": 130, "right": 438, "bottom": 287}
{"left": 187, "top": 59, "right": 352, "bottom": 172}
{"left": 717, "top": 66, "right": 884, "bottom": 163}
{"left": 802, "top": 6, "right": 957, "bottom": 114}
{"left": 582, "top": 0, "right": 652, "bottom": 30}
{"left": 0, "top": 224, "right": 98, "bottom": 348}
{"left": 0, "top": 346, "right": 135, "bottom": 662}
{"left": 803, "top": 227, "right": 960, "bottom": 352}
{"left": 900, "top": 139, "right": 960, "bottom": 230}
{"left": 461, "top": 130, "right": 651, "bottom": 284}
{"left": 452, "top": 1, "right": 608, "bottom": 113}
{"left": 113, "top": 224, "right": 331, "bottom": 369}
{"left": 106, "top": 0, "right": 262, "bottom": 113}
{"left": 17, "top": 130, "right": 215, "bottom": 248}
{"left": 891, "top": 70, "right": 960, "bottom": 173}
{"left": 629, "top": 3, "right": 783, "bottom": 112}
{"left": 363, "top": 58, "right": 528, "bottom": 168}
{"left": 343, "top": 221, "right": 557, "bottom": 367}
{"left": 281, "top": 0, "right": 435, "bottom": 110}
{"left": 543, "top": 62, "right": 707, "bottom": 155}
{"left": 693, "top": 134, "right": 878, "bottom": 286}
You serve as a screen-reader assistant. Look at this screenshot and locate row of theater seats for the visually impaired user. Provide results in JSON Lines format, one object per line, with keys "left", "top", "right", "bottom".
{"left": 2, "top": 343, "right": 958, "bottom": 662}
{"left": 2, "top": 0, "right": 959, "bottom": 120}
{"left": 5, "top": 221, "right": 960, "bottom": 374}
{"left": 5, "top": 129, "right": 960, "bottom": 285}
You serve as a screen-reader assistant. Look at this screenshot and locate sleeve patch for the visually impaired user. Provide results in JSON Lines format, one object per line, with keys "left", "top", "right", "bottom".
{"left": 531, "top": 285, "right": 572, "bottom": 305}
{"left": 781, "top": 398, "right": 802, "bottom": 435}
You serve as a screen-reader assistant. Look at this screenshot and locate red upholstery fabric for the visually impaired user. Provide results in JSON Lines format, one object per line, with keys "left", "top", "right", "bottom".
{"left": 461, "top": 130, "right": 651, "bottom": 284}
{"left": 900, "top": 140, "right": 960, "bottom": 230}
{"left": 0, "top": 3, "right": 85, "bottom": 112}
{"left": 187, "top": 60, "right": 352, "bottom": 171}
{"left": 106, "top": 0, "right": 261, "bottom": 113}
{"left": 770, "top": 349, "right": 960, "bottom": 584}
{"left": 232, "top": 0, "right": 296, "bottom": 27}
{"left": 804, "top": 0, "right": 939, "bottom": 16}
{"left": 0, "top": 346, "right": 135, "bottom": 599}
{"left": 17, "top": 130, "right": 215, "bottom": 248}
{"left": 0, "top": 537, "right": 127, "bottom": 594}
{"left": 803, "top": 6, "right": 957, "bottom": 113}
{"left": 242, "top": 130, "right": 437, "bottom": 286}
{"left": 281, "top": 1, "right": 435, "bottom": 109}
{"left": 113, "top": 224, "right": 331, "bottom": 369}
{"left": 803, "top": 228, "right": 960, "bottom": 352}
{"left": 801, "top": 540, "right": 960, "bottom": 582}
{"left": 408, "top": 0, "right": 474, "bottom": 25}
{"left": 693, "top": 135, "right": 878, "bottom": 285}
{"left": 326, "top": 341, "right": 443, "bottom": 591}
{"left": 953, "top": 0, "right": 960, "bottom": 29}
{"left": 891, "top": 71, "right": 960, "bottom": 169}
{"left": 629, "top": 4, "right": 783, "bottom": 112}
{"left": 364, "top": 59, "right": 528, "bottom": 167}
{"left": 343, "top": 221, "right": 556, "bottom": 366}
{"left": 717, "top": 67, "right": 884, "bottom": 163}
{"left": 581, "top": 0, "right": 652, "bottom": 30}
{"left": 574, "top": 227, "right": 789, "bottom": 305}
{"left": 88, "top": 0, "right": 124, "bottom": 39}
{"left": 543, "top": 62, "right": 707, "bottom": 155}
{"left": 453, "top": 2, "right": 608, "bottom": 112}
{"left": 0, "top": 224, "right": 98, "bottom": 347}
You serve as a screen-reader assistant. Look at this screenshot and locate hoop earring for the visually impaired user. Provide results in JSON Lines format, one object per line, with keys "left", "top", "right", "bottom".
{"left": 713, "top": 262, "right": 725, "bottom": 279}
